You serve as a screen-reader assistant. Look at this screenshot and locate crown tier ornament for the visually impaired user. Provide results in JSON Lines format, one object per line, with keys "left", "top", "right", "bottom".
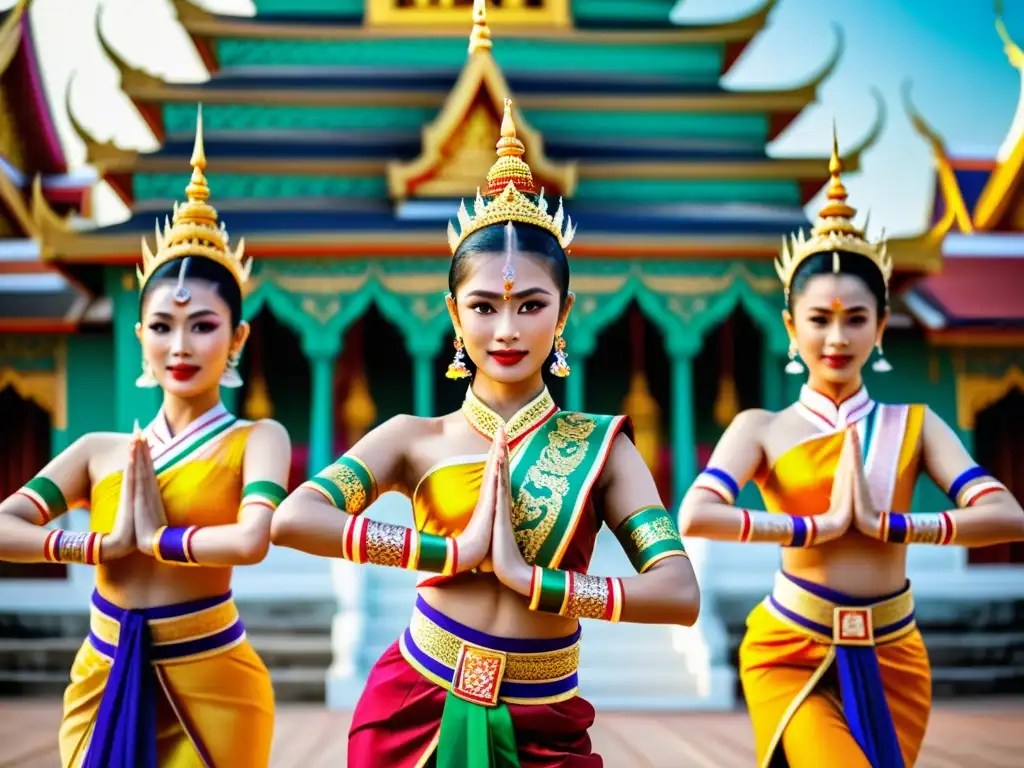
{"left": 775, "top": 125, "right": 892, "bottom": 300}
{"left": 136, "top": 106, "right": 252, "bottom": 294}
{"left": 447, "top": 98, "right": 576, "bottom": 255}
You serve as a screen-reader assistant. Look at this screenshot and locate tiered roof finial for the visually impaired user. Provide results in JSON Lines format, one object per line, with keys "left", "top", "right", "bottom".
{"left": 468, "top": 0, "right": 492, "bottom": 54}
{"left": 447, "top": 98, "right": 576, "bottom": 254}
{"left": 775, "top": 124, "right": 891, "bottom": 299}
{"left": 137, "top": 106, "right": 253, "bottom": 293}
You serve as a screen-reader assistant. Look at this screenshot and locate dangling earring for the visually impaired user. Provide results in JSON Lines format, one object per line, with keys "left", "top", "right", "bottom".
{"left": 220, "top": 351, "right": 243, "bottom": 388}
{"left": 550, "top": 335, "right": 571, "bottom": 378}
{"left": 785, "top": 339, "right": 804, "bottom": 375}
{"left": 871, "top": 342, "right": 893, "bottom": 373}
{"left": 446, "top": 337, "right": 471, "bottom": 380}
{"left": 135, "top": 359, "right": 159, "bottom": 388}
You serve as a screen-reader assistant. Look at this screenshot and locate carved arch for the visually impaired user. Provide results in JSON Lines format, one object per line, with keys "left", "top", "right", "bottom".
{"left": 956, "top": 365, "right": 1024, "bottom": 431}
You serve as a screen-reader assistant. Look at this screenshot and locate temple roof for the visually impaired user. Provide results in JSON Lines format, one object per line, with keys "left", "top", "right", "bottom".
{"left": 0, "top": 1, "right": 96, "bottom": 332}
{"left": 38, "top": 0, "right": 894, "bottom": 295}
{"left": 903, "top": 250, "right": 1024, "bottom": 336}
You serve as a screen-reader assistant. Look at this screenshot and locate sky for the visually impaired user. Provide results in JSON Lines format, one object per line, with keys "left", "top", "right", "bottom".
{"left": 9, "top": 0, "right": 1024, "bottom": 236}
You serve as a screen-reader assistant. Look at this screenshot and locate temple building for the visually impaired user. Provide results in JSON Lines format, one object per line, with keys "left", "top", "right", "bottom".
{"left": 0, "top": 0, "right": 94, "bottom": 585}
{"left": 2, "top": 0, "right": 1021, "bottom": 703}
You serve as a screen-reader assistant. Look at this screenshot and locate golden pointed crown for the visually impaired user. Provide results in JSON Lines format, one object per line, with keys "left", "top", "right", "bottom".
{"left": 136, "top": 106, "right": 252, "bottom": 293}
{"left": 447, "top": 98, "right": 576, "bottom": 255}
{"left": 776, "top": 126, "right": 892, "bottom": 299}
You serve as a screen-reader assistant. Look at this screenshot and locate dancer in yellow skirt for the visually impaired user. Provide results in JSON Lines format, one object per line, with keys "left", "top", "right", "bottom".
{"left": 679, "top": 131, "right": 1024, "bottom": 768}
{"left": 0, "top": 108, "right": 289, "bottom": 767}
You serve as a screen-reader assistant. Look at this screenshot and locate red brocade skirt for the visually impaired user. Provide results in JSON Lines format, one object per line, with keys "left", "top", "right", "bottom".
{"left": 348, "top": 597, "right": 600, "bottom": 767}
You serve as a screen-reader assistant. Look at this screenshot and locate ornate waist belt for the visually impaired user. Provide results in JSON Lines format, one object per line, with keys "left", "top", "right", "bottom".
{"left": 400, "top": 595, "right": 581, "bottom": 706}
{"left": 765, "top": 571, "right": 916, "bottom": 646}
{"left": 88, "top": 590, "right": 246, "bottom": 663}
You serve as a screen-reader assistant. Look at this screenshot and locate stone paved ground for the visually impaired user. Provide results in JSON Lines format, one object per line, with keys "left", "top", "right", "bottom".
{"left": 2, "top": 698, "right": 1021, "bottom": 766}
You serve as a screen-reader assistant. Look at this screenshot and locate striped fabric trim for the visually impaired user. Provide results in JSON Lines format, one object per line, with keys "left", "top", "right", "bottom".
{"left": 17, "top": 476, "right": 68, "bottom": 523}
{"left": 144, "top": 403, "right": 239, "bottom": 476}
{"left": 694, "top": 467, "right": 739, "bottom": 504}
{"left": 240, "top": 481, "right": 287, "bottom": 511}
{"left": 962, "top": 480, "right": 1007, "bottom": 507}
{"left": 795, "top": 384, "right": 874, "bottom": 433}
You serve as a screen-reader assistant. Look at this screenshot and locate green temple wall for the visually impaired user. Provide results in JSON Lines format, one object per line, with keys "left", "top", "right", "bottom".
{"left": 159, "top": 104, "right": 771, "bottom": 147}
{"left": 212, "top": 38, "right": 725, "bottom": 82}
{"left": 250, "top": 0, "right": 679, "bottom": 26}
{"left": 133, "top": 171, "right": 798, "bottom": 208}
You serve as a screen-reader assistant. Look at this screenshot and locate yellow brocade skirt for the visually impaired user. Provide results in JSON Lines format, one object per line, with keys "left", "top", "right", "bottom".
{"left": 59, "top": 591, "right": 274, "bottom": 768}
{"left": 739, "top": 573, "right": 931, "bottom": 768}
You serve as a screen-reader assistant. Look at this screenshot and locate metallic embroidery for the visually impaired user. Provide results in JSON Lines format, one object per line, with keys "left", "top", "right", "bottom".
{"left": 513, "top": 413, "right": 595, "bottom": 564}
{"left": 316, "top": 462, "right": 368, "bottom": 515}
{"left": 909, "top": 515, "right": 942, "bottom": 544}
{"left": 365, "top": 520, "right": 405, "bottom": 568}
{"left": 566, "top": 572, "right": 609, "bottom": 621}
{"left": 409, "top": 608, "right": 579, "bottom": 682}
{"left": 452, "top": 645, "right": 506, "bottom": 706}
{"left": 630, "top": 517, "right": 680, "bottom": 552}
{"left": 461, "top": 387, "right": 556, "bottom": 444}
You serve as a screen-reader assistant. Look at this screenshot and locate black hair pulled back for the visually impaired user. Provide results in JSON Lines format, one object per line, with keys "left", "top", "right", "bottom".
{"left": 138, "top": 256, "right": 244, "bottom": 328}
{"left": 787, "top": 250, "right": 888, "bottom": 318}
{"left": 448, "top": 221, "right": 570, "bottom": 306}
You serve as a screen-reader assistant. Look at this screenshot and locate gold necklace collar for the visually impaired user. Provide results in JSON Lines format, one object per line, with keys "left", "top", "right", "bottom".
{"left": 461, "top": 386, "right": 557, "bottom": 446}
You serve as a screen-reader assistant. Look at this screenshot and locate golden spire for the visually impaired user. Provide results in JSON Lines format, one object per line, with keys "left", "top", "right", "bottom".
{"left": 137, "top": 105, "right": 252, "bottom": 294}
{"left": 996, "top": 0, "right": 1024, "bottom": 68}
{"left": 775, "top": 124, "right": 891, "bottom": 299}
{"left": 468, "top": 0, "right": 492, "bottom": 54}
{"left": 447, "top": 98, "right": 575, "bottom": 254}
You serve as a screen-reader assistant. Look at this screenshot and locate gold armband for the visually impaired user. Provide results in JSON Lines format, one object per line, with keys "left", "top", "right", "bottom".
{"left": 612, "top": 505, "right": 687, "bottom": 573}
{"left": 301, "top": 455, "right": 378, "bottom": 515}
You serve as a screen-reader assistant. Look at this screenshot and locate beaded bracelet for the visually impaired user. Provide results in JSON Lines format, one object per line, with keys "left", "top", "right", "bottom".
{"left": 738, "top": 509, "right": 817, "bottom": 547}
{"left": 528, "top": 566, "right": 624, "bottom": 622}
{"left": 341, "top": 516, "right": 458, "bottom": 576}
{"left": 17, "top": 476, "right": 68, "bottom": 523}
{"left": 878, "top": 511, "right": 957, "bottom": 546}
{"left": 151, "top": 525, "right": 200, "bottom": 565}
{"left": 43, "top": 530, "right": 103, "bottom": 565}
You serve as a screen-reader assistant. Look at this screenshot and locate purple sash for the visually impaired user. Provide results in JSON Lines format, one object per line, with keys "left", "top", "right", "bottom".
{"left": 83, "top": 591, "right": 244, "bottom": 768}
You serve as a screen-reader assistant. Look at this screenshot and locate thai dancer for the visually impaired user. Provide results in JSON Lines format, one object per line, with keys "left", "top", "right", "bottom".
{"left": 0, "top": 109, "right": 290, "bottom": 767}
{"left": 271, "top": 99, "right": 700, "bottom": 767}
{"left": 678, "top": 132, "right": 1024, "bottom": 768}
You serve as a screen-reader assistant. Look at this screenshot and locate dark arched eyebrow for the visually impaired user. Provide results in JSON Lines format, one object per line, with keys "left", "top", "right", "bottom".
{"left": 149, "top": 309, "right": 221, "bottom": 321}
{"left": 808, "top": 305, "right": 870, "bottom": 314}
{"left": 465, "top": 287, "right": 552, "bottom": 300}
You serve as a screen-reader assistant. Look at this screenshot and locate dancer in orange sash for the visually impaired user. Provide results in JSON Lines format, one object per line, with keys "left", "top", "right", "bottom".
{"left": 679, "top": 131, "right": 1024, "bottom": 768}
{"left": 0, "top": 109, "right": 288, "bottom": 767}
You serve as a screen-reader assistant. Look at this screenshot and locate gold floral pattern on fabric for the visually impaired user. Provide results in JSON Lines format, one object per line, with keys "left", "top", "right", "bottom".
{"left": 630, "top": 517, "right": 679, "bottom": 551}
{"left": 461, "top": 386, "right": 556, "bottom": 444}
{"left": 513, "top": 413, "right": 594, "bottom": 563}
{"left": 408, "top": 609, "right": 579, "bottom": 682}
{"left": 316, "top": 462, "right": 367, "bottom": 514}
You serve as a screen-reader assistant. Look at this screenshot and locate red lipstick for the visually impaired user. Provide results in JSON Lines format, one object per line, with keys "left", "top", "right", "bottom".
{"left": 822, "top": 355, "right": 853, "bottom": 370}
{"left": 489, "top": 350, "right": 527, "bottom": 367}
{"left": 167, "top": 363, "right": 200, "bottom": 381}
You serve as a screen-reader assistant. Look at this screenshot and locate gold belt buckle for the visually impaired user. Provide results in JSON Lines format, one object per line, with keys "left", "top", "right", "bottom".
{"left": 833, "top": 606, "right": 875, "bottom": 646}
{"left": 452, "top": 643, "right": 507, "bottom": 707}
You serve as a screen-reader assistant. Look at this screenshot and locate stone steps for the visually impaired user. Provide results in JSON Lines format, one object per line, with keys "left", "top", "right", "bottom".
{"left": 0, "top": 632, "right": 334, "bottom": 701}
